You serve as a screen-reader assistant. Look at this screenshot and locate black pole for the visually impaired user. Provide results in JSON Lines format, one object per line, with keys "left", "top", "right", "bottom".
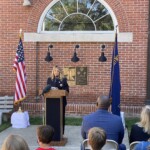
{"left": 145, "top": 0, "right": 150, "bottom": 104}
{"left": 36, "top": 42, "right": 39, "bottom": 102}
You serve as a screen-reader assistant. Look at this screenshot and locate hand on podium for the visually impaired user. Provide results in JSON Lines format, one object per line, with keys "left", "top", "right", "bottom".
{"left": 41, "top": 84, "right": 51, "bottom": 96}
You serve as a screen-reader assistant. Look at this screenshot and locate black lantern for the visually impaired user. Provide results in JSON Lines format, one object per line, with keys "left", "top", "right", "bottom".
{"left": 71, "top": 45, "right": 80, "bottom": 62}
{"left": 45, "top": 44, "right": 53, "bottom": 62}
{"left": 99, "top": 45, "right": 107, "bottom": 62}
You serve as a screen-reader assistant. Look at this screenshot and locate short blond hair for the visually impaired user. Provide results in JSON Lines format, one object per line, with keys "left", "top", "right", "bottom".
{"left": 1, "top": 134, "right": 29, "bottom": 150}
{"left": 137, "top": 105, "right": 150, "bottom": 134}
{"left": 88, "top": 127, "right": 106, "bottom": 150}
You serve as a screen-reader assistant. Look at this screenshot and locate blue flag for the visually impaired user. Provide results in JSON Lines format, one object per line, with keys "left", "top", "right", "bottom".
{"left": 109, "top": 33, "right": 121, "bottom": 116}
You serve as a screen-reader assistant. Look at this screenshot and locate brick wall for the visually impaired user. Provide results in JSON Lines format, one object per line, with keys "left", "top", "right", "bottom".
{"left": 0, "top": 0, "right": 149, "bottom": 115}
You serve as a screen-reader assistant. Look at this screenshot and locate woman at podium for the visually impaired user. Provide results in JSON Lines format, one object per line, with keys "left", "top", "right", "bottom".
{"left": 47, "top": 65, "right": 69, "bottom": 134}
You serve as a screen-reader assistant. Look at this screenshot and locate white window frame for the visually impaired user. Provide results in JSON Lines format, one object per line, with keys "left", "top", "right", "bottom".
{"left": 38, "top": 0, "right": 118, "bottom": 33}
{"left": 24, "top": 0, "right": 133, "bottom": 42}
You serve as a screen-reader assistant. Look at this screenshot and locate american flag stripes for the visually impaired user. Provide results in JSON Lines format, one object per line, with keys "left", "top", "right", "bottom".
{"left": 13, "top": 37, "right": 27, "bottom": 104}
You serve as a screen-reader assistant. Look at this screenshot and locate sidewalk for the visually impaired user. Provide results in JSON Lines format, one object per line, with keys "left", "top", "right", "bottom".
{"left": 0, "top": 125, "right": 129, "bottom": 150}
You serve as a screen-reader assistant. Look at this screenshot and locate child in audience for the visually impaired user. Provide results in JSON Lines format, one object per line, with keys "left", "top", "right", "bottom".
{"left": 36, "top": 125, "right": 56, "bottom": 150}
{"left": 88, "top": 127, "right": 106, "bottom": 150}
{"left": 1, "top": 134, "right": 30, "bottom": 150}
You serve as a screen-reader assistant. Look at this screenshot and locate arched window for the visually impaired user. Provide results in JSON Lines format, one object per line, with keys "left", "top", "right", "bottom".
{"left": 39, "top": 0, "right": 116, "bottom": 32}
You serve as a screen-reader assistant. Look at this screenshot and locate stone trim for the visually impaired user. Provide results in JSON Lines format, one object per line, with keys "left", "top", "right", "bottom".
{"left": 24, "top": 32, "right": 133, "bottom": 42}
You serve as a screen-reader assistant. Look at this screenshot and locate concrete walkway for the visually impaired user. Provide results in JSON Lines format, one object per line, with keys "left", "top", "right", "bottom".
{"left": 0, "top": 125, "right": 129, "bottom": 150}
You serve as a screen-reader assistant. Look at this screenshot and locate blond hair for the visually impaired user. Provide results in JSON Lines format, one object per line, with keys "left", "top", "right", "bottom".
{"left": 137, "top": 105, "right": 150, "bottom": 134}
{"left": 1, "top": 134, "right": 29, "bottom": 150}
{"left": 51, "top": 65, "right": 63, "bottom": 79}
{"left": 88, "top": 127, "right": 106, "bottom": 150}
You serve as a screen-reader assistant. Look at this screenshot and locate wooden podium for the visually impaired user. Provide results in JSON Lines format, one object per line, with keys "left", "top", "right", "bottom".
{"left": 43, "top": 90, "right": 68, "bottom": 141}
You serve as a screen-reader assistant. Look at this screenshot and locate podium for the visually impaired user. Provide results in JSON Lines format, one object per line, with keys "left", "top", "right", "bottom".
{"left": 44, "top": 90, "right": 68, "bottom": 141}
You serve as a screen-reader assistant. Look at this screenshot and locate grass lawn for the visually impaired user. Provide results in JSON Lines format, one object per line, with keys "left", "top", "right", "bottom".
{"left": 30, "top": 116, "right": 82, "bottom": 126}
{"left": 0, "top": 116, "right": 140, "bottom": 133}
{"left": 0, "top": 122, "right": 11, "bottom": 132}
{"left": 125, "top": 117, "right": 140, "bottom": 134}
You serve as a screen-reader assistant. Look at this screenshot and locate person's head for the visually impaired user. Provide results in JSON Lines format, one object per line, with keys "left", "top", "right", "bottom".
{"left": 138, "top": 105, "right": 150, "bottom": 134}
{"left": 88, "top": 127, "right": 106, "bottom": 150}
{"left": 37, "top": 125, "right": 54, "bottom": 145}
{"left": 51, "top": 65, "right": 62, "bottom": 79}
{"left": 96, "top": 95, "right": 111, "bottom": 110}
{"left": 1, "top": 134, "right": 29, "bottom": 150}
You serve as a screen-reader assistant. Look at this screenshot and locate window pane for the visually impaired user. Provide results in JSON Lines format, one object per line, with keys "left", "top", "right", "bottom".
{"left": 60, "top": 14, "right": 95, "bottom": 31}
{"left": 41, "top": 0, "right": 115, "bottom": 31}
{"left": 42, "top": 18, "right": 60, "bottom": 31}
{"left": 61, "top": 0, "right": 77, "bottom": 14}
{"left": 88, "top": 1, "right": 108, "bottom": 21}
{"left": 78, "top": 0, "right": 95, "bottom": 14}
{"left": 47, "top": 1, "right": 67, "bottom": 21}
{"left": 95, "top": 15, "right": 114, "bottom": 30}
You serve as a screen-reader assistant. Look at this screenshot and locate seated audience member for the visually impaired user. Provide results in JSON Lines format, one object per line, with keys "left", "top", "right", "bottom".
{"left": 129, "top": 105, "right": 150, "bottom": 143}
{"left": 134, "top": 139, "right": 150, "bottom": 150}
{"left": 88, "top": 127, "right": 106, "bottom": 150}
{"left": 36, "top": 125, "right": 56, "bottom": 150}
{"left": 1, "top": 134, "right": 30, "bottom": 150}
{"left": 81, "top": 95, "right": 126, "bottom": 150}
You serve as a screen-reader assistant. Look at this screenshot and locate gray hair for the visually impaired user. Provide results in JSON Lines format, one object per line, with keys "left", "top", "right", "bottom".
{"left": 96, "top": 95, "right": 111, "bottom": 109}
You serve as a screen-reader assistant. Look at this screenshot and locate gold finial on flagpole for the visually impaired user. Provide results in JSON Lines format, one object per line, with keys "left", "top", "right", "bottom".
{"left": 19, "top": 28, "right": 22, "bottom": 38}
{"left": 18, "top": 107, "right": 22, "bottom": 113}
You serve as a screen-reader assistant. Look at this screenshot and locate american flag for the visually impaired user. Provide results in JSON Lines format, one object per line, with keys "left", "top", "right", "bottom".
{"left": 13, "top": 37, "right": 27, "bottom": 104}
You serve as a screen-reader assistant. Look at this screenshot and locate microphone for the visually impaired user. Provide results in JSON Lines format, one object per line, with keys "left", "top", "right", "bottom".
{"left": 55, "top": 77, "right": 59, "bottom": 82}
{"left": 41, "top": 84, "right": 51, "bottom": 95}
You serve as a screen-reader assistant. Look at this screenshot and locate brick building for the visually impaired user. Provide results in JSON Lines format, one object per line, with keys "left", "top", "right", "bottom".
{"left": 1, "top": 0, "right": 150, "bottom": 115}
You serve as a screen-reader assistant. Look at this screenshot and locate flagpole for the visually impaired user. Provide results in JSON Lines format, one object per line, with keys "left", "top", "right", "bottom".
{"left": 109, "top": 25, "right": 118, "bottom": 113}
{"left": 109, "top": 25, "right": 118, "bottom": 98}
{"left": 17, "top": 28, "right": 23, "bottom": 113}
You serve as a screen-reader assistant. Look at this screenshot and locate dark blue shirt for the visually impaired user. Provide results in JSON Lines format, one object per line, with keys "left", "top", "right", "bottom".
{"left": 81, "top": 109, "right": 124, "bottom": 144}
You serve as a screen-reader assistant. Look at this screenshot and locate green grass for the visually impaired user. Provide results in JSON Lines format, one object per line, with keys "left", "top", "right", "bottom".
{"left": 0, "top": 116, "right": 140, "bottom": 133}
{"left": 30, "top": 116, "right": 82, "bottom": 126}
{"left": 30, "top": 116, "right": 43, "bottom": 125}
{"left": 0, "top": 122, "right": 11, "bottom": 132}
{"left": 125, "top": 117, "right": 140, "bottom": 133}
{"left": 29, "top": 116, "right": 140, "bottom": 131}
{"left": 65, "top": 117, "right": 82, "bottom": 126}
